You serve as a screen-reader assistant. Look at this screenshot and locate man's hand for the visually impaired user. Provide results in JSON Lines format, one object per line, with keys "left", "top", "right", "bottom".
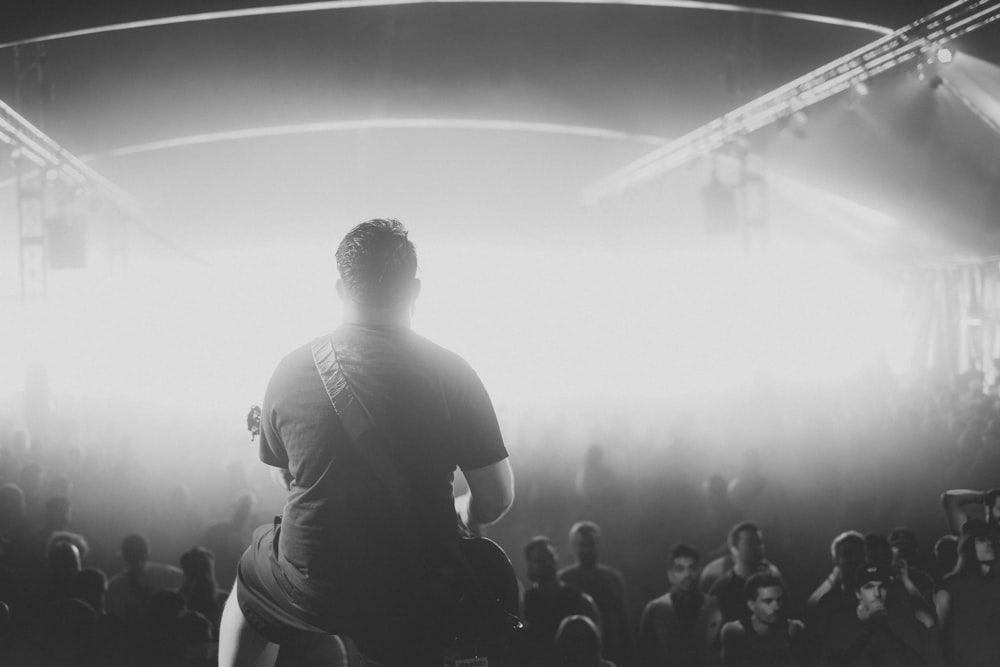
{"left": 270, "top": 467, "right": 293, "bottom": 491}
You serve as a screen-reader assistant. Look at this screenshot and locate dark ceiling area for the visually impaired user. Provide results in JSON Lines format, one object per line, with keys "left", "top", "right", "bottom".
{"left": 1, "top": 1, "right": 999, "bottom": 257}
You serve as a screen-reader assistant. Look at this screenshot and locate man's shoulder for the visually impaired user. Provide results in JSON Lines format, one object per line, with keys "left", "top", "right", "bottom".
{"left": 702, "top": 555, "right": 730, "bottom": 577}
{"left": 107, "top": 570, "right": 128, "bottom": 588}
{"left": 268, "top": 341, "right": 318, "bottom": 385}
{"left": 721, "top": 618, "right": 746, "bottom": 640}
{"left": 643, "top": 592, "right": 674, "bottom": 613}
{"left": 598, "top": 563, "right": 626, "bottom": 580}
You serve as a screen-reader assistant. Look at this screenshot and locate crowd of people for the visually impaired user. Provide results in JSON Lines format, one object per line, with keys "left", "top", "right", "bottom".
{"left": 0, "top": 358, "right": 997, "bottom": 667}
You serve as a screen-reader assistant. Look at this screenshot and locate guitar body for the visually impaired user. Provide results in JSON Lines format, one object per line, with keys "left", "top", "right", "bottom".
{"left": 446, "top": 537, "right": 524, "bottom": 667}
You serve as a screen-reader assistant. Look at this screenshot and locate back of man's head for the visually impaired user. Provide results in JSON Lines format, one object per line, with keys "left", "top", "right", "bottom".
{"left": 336, "top": 218, "right": 417, "bottom": 306}
{"left": 729, "top": 521, "right": 760, "bottom": 548}
{"left": 121, "top": 533, "right": 150, "bottom": 568}
{"left": 569, "top": 521, "right": 600, "bottom": 542}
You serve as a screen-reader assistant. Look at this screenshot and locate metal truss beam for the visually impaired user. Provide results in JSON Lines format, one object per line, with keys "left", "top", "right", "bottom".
{"left": 583, "top": 0, "right": 1000, "bottom": 204}
{"left": 0, "top": 98, "right": 138, "bottom": 211}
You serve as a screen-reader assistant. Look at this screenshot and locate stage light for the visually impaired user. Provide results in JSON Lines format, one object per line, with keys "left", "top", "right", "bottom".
{"left": 936, "top": 47, "right": 954, "bottom": 64}
{"left": 852, "top": 81, "right": 870, "bottom": 98}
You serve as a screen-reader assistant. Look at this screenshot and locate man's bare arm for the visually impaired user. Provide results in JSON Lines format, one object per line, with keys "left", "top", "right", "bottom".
{"left": 941, "top": 489, "right": 983, "bottom": 534}
{"left": 462, "top": 458, "right": 514, "bottom": 526}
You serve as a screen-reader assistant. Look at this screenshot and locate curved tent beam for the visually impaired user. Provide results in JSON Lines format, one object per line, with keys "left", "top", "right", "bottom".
{"left": 0, "top": 0, "right": 891, "bottom": 50}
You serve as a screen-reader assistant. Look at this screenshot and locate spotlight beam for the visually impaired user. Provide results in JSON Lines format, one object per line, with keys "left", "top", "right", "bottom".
{"left": 582, "top": 0, "right": 1000, "bottom": 204}
{"left": 0, "top": 0, "right": 891, "bottom": 50}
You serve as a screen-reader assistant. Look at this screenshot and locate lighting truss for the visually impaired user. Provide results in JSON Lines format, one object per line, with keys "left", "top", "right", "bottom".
{"left": 583, "top": 0, "right": 1000, "bottom": 204}
{"left": 0, "top": 96, "right": 137, "bottom": 210}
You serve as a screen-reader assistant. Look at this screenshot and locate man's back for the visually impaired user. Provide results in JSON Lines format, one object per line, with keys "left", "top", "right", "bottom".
{"left": 261, "top": 325, "right": 507, "bottom": 582}
{"left": 219, "top": 218, "right": 514, "bottom": 667}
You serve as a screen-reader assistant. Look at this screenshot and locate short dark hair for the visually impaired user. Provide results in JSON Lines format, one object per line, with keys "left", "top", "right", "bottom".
{"left": 864, "top": 533, "right": 893, "bottom": 568}
{"left": 985, "top": 488, "right": 1000, "bottom": 507}
{"left": 729, "top": 521, "right": 761, "bottom": 548}
{"left": 121, "top": 533, "right": 150, "bottom": 567}
{"left": 744, "top": 571, "right": 783, "bottom": 601}
{"left": 525, "top": 535, "right": 554, "bottom": 559}
{"left": 831, "top": 530, "right": 865, "bottom": 560}
{"left": 335, "top": 218, "right": 417, "bottom": 306}
{"left": 569, "top": 521, "right": 600, "bottom": 541}
{"left": 669, "top": 544, "right": 700, "bottom": 566}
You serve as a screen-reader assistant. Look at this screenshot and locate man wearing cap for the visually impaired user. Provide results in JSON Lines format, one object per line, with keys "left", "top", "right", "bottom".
{"left": 817, "top": 564, "right": 944, "bottom": 667}
{"left": 935, "top": 519, "right": 1000, "bottom": 666}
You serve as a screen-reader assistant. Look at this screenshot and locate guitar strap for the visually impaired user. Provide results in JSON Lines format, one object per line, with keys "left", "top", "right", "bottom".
{"left": 310, "top": 333, "right": 522, "bottom": 660}
{"left": 310, "top": 334, "right": 418, "bottom": 532}
{"left": 310, "top": 334, "right": 477, "bottom": 576}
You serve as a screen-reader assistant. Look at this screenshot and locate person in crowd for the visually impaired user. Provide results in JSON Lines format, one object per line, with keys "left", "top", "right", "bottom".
{"left": 720, "top": 572, "right": 804, "bottom": 667}
{"left": 200, "top": 490, "right": 259, "bottom": 591}
{"left": 708, "top": 522, "right": 784, "bottom": 623}
{"left": 806, "top": 531, "right": 866, "bottom": 611}
{"left": 559, "top": 521, "right": 631, "bottom": 666}
{"left": 802, "top": 530, "right": 865, "bottom": 657}
{"left": 638, "top": 543, "right": 722, "bottom": 667}
{"left": 555, "top": 614, "right": 617, "bottom": 667}
{"left": 153, "top": 484, "right": 205, "bottom": 567}
{"left": 73, "top": 566, "right": 108, "bottom": 617}
{"left": 179, "top": 546, "right": 227, "bottom": 639}
{"left": 27, "top": 495, "right": 72, "bottom": 559}
{"left": 934, "top": 519, "right": 1000, "bottom": 666}
{"left": 0, "top": 483, "right": 28, "bottom": 575}
{"left": 817, "top": 564, "right": 944, "bottom": 667}
{"left": 217, "top": 218, "right": 514, "bottom": 667}
{"left": 698, "top": 476, "right": 743, "bottom": 593}
{"left": 863, "top": 532, "right": 936, "bottom": 628}
{"left": 18, "top": 462, "right": 45, "bottom": 529}
{"left": 941, "top": 487, "right": 1000, "bottom": 534}
{"left": 523, "top": 535, "right": 601, "bottom": 667}
{"left": 43, "top": 533, "right": 86, "bottom": 600}
{"left": 106, "top": 533, "right": 184, "bottom": 625}
{"left": 888, "top": 527, "right": 934, "bottom": 606}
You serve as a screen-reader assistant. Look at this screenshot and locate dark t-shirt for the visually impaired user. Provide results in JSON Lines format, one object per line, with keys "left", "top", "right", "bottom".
{"left": 712, "top": 570, "right": 749, "bottom": 623}
{"left": 259, "top": 325, "right": 508, "bottom": 581}
{"left": 724, "top": 617, "right": 800, "bottom": 667}
{"left": 941, "top": 568, "right": 1000, "bottom": 666}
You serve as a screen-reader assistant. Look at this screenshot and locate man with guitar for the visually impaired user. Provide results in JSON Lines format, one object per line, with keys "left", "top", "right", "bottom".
{"left": 219, "top": 218, "right": 516, "bottom": 667}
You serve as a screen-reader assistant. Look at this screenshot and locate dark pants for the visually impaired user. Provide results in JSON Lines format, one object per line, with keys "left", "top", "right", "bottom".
{"left": 235, "top": 519, "right": 453, "bottom": 667}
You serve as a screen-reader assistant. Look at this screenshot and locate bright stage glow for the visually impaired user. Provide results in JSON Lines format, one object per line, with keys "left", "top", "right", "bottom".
{"left": 0, "top": 235, "right": 901, "bottom": 418}
{"left": 419, "top": 238, "right": 900, "bottom": 403}
{"left": 936, "top": 47, "right": 955, "bottom": 64}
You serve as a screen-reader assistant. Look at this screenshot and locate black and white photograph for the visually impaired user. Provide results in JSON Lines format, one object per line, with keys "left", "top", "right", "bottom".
{"left": 2, "top": 1, "right": 1000, "bottom": 665}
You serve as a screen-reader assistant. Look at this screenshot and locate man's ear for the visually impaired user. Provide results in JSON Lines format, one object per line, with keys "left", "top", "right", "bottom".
{"left": 746, "top": 598, "right": 755, "bottom": 613}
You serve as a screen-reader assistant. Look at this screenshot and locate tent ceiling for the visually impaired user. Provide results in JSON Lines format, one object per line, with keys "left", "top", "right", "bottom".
{"left": 1, "top": 1, "right": 999, "bottom": 258}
